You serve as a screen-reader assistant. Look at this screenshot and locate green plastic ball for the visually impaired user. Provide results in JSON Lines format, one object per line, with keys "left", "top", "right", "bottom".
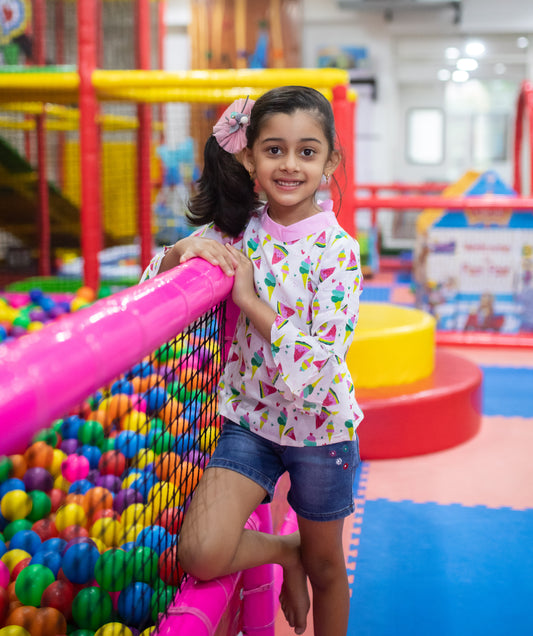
{"left": 72, "top": 586, "right": 113, "bottom": 631}
{"left": 15, "top": 563, "right": 55, "bottom": 606}
{"left": 94, "top": 548, "right": 134, "bottom": 592}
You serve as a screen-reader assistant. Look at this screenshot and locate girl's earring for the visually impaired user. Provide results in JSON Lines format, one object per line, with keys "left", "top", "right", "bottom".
{"left": 324, "top": 173, "right": 330, "bottom": 184}
{"left": 249, "top": 169, "right": 255, "bottom": 181}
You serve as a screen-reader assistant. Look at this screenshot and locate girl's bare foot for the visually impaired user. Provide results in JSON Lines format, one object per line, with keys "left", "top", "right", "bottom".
{"left": 279, "top": 533, "right": 310, "bottom": 635}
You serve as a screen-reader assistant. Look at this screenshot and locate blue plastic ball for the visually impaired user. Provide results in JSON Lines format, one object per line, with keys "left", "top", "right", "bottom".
{"left": 115, "top": 431, "right": 147, "bottom": 459}
{"left": 111, "top": 379, "right": 135, "bottom": 395}
{"left": 78, "top": 445, "right": 102, "bottom": 469}
{"left": 135, "top": 525, "right": 175, "bottom": 556}
{"left": 31, "top": 547, "right": 62, "bottom": 576}
{"left": 9, "top": 529, "right": 42, "bottom": 555}
{"left": 117, "top": 581, "right": 154, "bottom": 625}
{"left": 61, "top": 541, "right": 100, "bottom": 584}
{"left": 0, "top": 478, "right": 26, "bottom": 498}
{"left": 68, "top": 479, "right": 94, "bottom": 495}
{"left": 143, "top": 387, "right": 168, "bottom": 414}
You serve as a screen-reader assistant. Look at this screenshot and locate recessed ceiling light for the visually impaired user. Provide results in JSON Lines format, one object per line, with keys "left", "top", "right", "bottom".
{"left": 465, "top": 41, "right": 485, "bottom": 57}
{"left": 452, "top": 70, "right": 469, "bottom": 83}
{"left": 438, "top": 69, "right": 451, "bottom": 81}
{"left": 445, "top": 46, "right": 460, "bottom": 60}
{"left": 494, "top": 63, "right": 506, "bottom": 75}
{"left": 517, "top": 36, "right": 529, "bottom": 49}
{"left": 457, "top": 58, "right": 478, "bottom": 72}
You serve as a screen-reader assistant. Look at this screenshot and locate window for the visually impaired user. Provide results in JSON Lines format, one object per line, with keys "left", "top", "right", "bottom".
{"left": 406, "top": 108, "right": 444, "bottom": 165}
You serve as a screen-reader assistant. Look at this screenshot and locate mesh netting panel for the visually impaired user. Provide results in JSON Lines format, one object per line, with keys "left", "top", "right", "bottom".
{"left": 0, "top": 302, "right": 226, "bottom": 632}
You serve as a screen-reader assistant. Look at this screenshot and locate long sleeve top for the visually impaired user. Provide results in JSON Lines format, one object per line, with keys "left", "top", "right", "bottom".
{"left": 142, "top": 199, "right": 364, "bottom": 447}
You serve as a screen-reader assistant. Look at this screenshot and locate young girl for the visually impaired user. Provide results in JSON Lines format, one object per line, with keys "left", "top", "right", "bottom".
{"left": 142, "top": 86, "right": 363, "bottom": 635}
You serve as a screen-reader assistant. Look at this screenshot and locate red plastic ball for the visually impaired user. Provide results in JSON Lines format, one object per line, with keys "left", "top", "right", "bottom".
{"left": 41, "top": 579, "right": 75, "bottom": 621}
{"left": 158, "top": 545, "right": 184, "bottom": 587}
{"left": 32, "top": 518, "right": 59, "bottom": 542}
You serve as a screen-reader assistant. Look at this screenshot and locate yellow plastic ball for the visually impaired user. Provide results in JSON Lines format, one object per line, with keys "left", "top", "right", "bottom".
{"left": 54, "top": 474, "right": 71, "bottom": 492}
{"left": 90, "top": 517, "right": 124, "bottom": 547}
{"left": 147, "top": 481, "right": 179, "bottom": 516}
{"left": 27, "top": 321, "right": 44, "bottom": 332}
{"left": 95, "top": 623, "right": 133, "bottom": 636}
{"left": 1, "top": 549, "right": 31, "bottom": 574}
{"left": 1, "top": 490, "right": 32, "bottom": 521}
{"left": 198, "top": 425, "right": 219, "bottom": 452}
{"left": 120, "top": 411, "right": 150, "bottom": 435}
{"left": 121, "top": 471, "right": 142, "bottom": 490}
{"left": 0, "top": 627, "right": 32, "bottom": 636}
{"left": 71, "top": 297, "right": 90, "bottom": 312}
{"left": 120, "top": 522, "right": 144, "bottom": 544}
{"left": 49, "top": 448, "right": 67, "bottom": 477}
{"left": 55, "top": 503, "right": 87, "bottom": 531}
{"left": 131, "top": 448, "right": 156, "bottom": 470}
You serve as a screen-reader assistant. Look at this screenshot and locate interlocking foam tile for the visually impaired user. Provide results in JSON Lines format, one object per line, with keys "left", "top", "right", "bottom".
{"left": 361, "top": 286, "right": 391, "bottom": 302}
{"left": 390, "top": 285, "right": 416, "bottom": 305}
{"left": 363, "top": 416, "right": 533, "bottom": 511}
{"left": 481, "top": 366, "right": 533, "bottom": 417}
{"left": 348, "top": 499, "right": 533, "bottom": 636}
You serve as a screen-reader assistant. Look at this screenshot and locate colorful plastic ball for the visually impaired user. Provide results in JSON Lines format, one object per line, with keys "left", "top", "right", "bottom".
{"left": 60, "top": 438, "right": 80, "bottom": 455}
{"left": 31, "top": 518, "right": 59, "bottom": 542}
{"left": 30, "top": 606, "right": 68, "bottom": 636}
{"left": 158, "top": 545, "right": 184, "bottom": 587}
{"left": 0, "top": 560, "right": 10, "bottom": 588}
{"left": 0, "top": 457, "right": 13, "bottom": 482}
{"left": 113, "top": 489, "right": 143, "bottom": 515}
{"left": 94, "top": 548, "right": 134, "bottom": 592}
{"left": 117, "top": 581, "right": 153, "bottom": 625}
{"left": 40, "top": 579, "right": 75, "bottom": 620}
{"left": 95, "top": 623, "right": 133, "bottom": 636}
{"left": 21, "top": 467, "right": 53, "bottom": 494}
{"left": 40, "top": 537, "right": 66, "bottom": 554}
{"left": 143, "top": 387, "right": 168, "bottom": 415}
{"left": 0, "top": 585, "right": 8, "bottom": 625}
{"left": 68, "top": 479, "right": 94, "bottom": 496}
{"left": 150, "top": 583, "right": 177, "bottom": 622}
{"left": 61, "top": 455, "right": 90, "bottom": 483}
{"left": 24, "top": 442, "right": 54, "bottom": 470}
{"left": 120, "top": 411, "right": 150, "bottom": 436}
{"left": 78, "top": 420, "right": 105, "bottom": 448}
{"left": 136, "top": 525, "right": 175, "bottom": 557}
{"left": 139, "top": 628, "right": 155, "bottom": 636}
{"left": 55, "top": 503, "right": 87, "bottom": 532}
{"left": 129, "top": 473, "right": 156, "bottom": 499}
{"left": 198, "top": 425, "right": 219, "bottom": 452}
{"left": 9, "top": 530, "right": 41, "bottom": 556}
{"left": 150, "top": 430, "right": 175, "bottom": 456}
{"left": 72, "top": 586, "right": 113, "bottom": 631}
{"left": 3, "top": 519, "right": 32, "bottom": 542}
{"left": 61, "top": 541, "right": 99, "bottom": 584}
{"left": 115, "top": 431, "right": 147, "bottom": 460}
{"left": 0, "top": 479, "right": 25, "bottom": 499}
{"left": 31, "top": 548, "right": 62, "bottom": 577}
{"left": 60, "top": 416, "right": 84, "bottom": 440}
{"left": 77, "top": 445, "right": 102, "bottom": 470}
{"left": 110, "top": 379, "right": 134, "bottom": 396}
{"left": 59, "top": 524, "right": 89, "bottom": 543}
{"left": 156, "top": 507, "right": 183, "bottom": 535}
{"left": 0, "top": 629, "right": 31, "bottom": 636}
{"left": 95, "top": 474, "right": 121, "bottom": 494}
{"left": 98, "top": 450, "right": 126, "bottom": 478}
{"left": 26, "top": 490, "right": 52, "bottom": 522}
{"left": 31, "top": 428, "right": 60, "bottom": 448}
{"left": 15, "top": 563, "right": 55, "bottom": 606}
{"left": 2, "top": 606, "right": 37, "bottom": 636}
{"left": 10, "top": 556, "right": 31, "bottom": 582}
{"left": 82, "top": 487, "right": 114, "bottom": 519}
{"left": 89, "top": 518, "right": 124, "bottom": 548}
{"left": 129, "top": 546, "right": 159, "bottom": 584}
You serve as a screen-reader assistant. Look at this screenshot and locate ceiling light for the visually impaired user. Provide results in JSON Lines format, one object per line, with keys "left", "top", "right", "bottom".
{"left": 494, "top": 63, "right": 506, "bottom": 75}
{"left": 438, "top": 69, "right": 451, "bottom": 81}
{"left": 517, "top": 36, "right": 529, "bottom": 49}
{"left": 465, "top": 41, "right": 485, "bottom": 57}
{"left": 456, "top": 58, "right": 478, "bottom": 72}
{"left": 452, "top": 70, "right": 469, "bottom": 83}
{"left": 445, "top": 46, "right": 460, "bottom": 60}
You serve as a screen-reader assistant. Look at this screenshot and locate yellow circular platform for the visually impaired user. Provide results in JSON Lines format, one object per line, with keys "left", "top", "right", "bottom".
{"left": 347, "top": 302, "right": 436, "bottom": 388}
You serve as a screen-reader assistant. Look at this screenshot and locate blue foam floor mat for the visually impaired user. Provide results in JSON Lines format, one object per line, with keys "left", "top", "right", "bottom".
{"left": 348, "top": 499, "right": 533, "bottom": 636}
{"left": 481, "top": 366, "right": 533, "bottom": 417}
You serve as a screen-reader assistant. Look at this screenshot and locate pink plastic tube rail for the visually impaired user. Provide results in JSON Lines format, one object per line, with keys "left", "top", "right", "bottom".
{"left": 160, "top": 506, "right": 276, "bottom": 635}
{"left": 0, "top": 258, "right": 233, "bottom": 455}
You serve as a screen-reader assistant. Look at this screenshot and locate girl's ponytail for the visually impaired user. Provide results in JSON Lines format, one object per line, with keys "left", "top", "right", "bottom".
{"left": 186, "top": 136, "right": 257, "bottom": 237}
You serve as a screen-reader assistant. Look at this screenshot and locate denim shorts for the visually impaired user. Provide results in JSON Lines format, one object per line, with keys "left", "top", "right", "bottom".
{"left": 207, "top": 420, "right": 361, "bottom": 521}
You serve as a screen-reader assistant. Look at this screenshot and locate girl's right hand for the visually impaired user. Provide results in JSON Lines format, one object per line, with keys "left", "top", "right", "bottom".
{"left": 161, "top": 236, "right": 236, "bottom": 276}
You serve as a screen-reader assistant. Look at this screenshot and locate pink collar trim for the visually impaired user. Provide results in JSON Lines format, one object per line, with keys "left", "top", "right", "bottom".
{"left": 260, "top": 200, "right": 337, "bottom": 242}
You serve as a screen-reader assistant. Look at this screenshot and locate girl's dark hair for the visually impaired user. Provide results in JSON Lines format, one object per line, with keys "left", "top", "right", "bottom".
{"left": 187, "top": 86, "right": 340, "bottom": 236}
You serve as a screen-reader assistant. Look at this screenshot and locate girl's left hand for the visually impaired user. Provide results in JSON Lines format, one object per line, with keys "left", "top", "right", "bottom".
{"left": 224, "top": 243, "right": 256, "bottom": 309}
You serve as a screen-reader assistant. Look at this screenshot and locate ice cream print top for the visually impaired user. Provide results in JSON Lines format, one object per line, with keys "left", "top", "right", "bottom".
{"left": 142, "top": 199, "right": 364, "bottom": 447}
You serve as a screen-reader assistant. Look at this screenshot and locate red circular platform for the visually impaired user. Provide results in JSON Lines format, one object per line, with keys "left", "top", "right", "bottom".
{"left": 356, "top": 350, "right": 483, "bottom": 460}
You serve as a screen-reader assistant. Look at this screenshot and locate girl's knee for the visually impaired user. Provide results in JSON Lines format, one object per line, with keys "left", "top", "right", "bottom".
{"left": 177, "top": 530, "right": 231, "bottom": 581}
{"left": 301, "top": 549, "right": 346, "bottom": 589}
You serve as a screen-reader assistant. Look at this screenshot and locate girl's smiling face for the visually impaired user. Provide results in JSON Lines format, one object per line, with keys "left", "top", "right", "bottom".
{"left": 243, "top": 110, "right": 340, "bottom": 225}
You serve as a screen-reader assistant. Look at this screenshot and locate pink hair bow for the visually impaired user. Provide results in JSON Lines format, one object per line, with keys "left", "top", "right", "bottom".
{"left": 212, "top": 96, "right": 255, "bottom": 154}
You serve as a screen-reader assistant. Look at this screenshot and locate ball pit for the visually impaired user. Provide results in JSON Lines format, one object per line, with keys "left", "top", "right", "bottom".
{"left": 0, "top": 317, "right": 222, "bottom": 633}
